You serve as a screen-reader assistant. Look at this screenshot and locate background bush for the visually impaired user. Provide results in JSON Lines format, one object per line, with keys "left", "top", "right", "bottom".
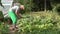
{"left": 14, "top": 0, "right": 60, "bottom": 12}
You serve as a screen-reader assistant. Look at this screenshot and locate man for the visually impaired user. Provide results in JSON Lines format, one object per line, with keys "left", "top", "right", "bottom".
{"left": 8, "top": 5, "right": 24, "bottom": 30}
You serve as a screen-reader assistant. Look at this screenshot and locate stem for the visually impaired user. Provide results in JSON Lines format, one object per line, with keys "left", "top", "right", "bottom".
{"left": 45, "top": 0, "right": 46, "bottom": 12}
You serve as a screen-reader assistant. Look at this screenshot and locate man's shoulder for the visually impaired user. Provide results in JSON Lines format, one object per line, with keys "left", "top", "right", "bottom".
{"left": 9, "top": 6, "right": 19, "bottom": 10}
{"left": 11, "top": 6, "right": 19, "bottom": 9}
{"left": 13, "top": 6, "right": 19, "bottom": 8}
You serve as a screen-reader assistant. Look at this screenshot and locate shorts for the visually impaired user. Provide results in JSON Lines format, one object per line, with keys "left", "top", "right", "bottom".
{"left": 8, "top": 10, "right": 17, "bottom": 24}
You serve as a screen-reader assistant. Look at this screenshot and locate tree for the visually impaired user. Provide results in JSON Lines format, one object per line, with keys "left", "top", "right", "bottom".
{"left": 0, "top": 0, "right": 4, "bottom": 7}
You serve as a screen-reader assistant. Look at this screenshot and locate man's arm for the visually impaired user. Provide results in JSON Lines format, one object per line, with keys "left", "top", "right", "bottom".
{"left": 15, "top": 9, "right": 22, "bottom": 19}
{"left": 15, "top": 5, "right": 24, "bottom": 18}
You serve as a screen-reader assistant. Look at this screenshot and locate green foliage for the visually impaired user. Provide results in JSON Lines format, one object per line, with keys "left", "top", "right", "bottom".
{"left": 0, "top": 11, "right": 60, "bottom": 34}
{"left": 0, "top": 11, "right": 4, "bottom": 18}
{"left": 16, "top": 11, "right": 60, "bottom": 34}
{"left": 0, "top": 22, "right": 10, "bottom": 34}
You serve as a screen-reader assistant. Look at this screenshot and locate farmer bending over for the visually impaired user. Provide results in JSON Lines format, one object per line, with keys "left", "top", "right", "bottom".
{"left": 8, "top": 5, "right": 24, "bottom": 30}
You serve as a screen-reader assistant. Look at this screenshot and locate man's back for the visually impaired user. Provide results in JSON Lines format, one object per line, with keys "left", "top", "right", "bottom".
{"left": 9, "top": 6, "right": 19, "bottom": 12}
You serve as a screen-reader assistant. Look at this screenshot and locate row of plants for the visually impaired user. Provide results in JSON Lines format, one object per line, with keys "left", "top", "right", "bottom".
{"left": 16, "top": 11, "right": 60, "bottom": 34}
{"left": 0, "top": 11, "right": 60, "bottom": 34}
